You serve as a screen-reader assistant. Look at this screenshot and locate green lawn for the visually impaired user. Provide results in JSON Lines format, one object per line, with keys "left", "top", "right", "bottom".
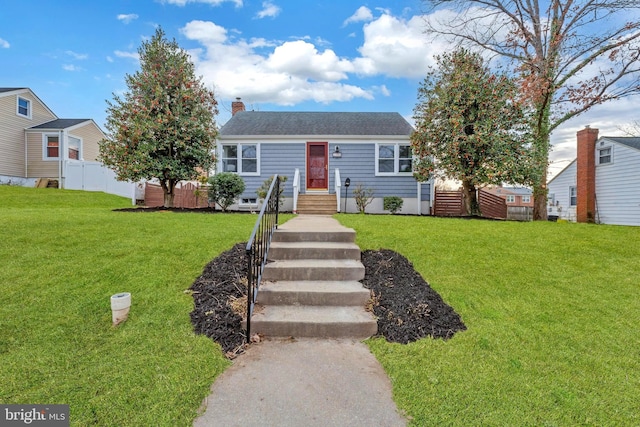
{"left": 337, "top": 214, "right": 640, "bottom": 426}
{"left": 0, "top": 186, "right": 279, "bottom": 426}
{"left": 3, "top": 187, "right": 638, "bottom": 426}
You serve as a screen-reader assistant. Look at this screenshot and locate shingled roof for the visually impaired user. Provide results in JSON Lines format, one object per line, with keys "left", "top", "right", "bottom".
{"left": 219, "top": 111, "right": 413, "bottom": 137}
{"left": 602, "top": 136, "right": 640, "bottom": 151}
{"left": 28, "top": 119, "right": 91, "bottom": 130}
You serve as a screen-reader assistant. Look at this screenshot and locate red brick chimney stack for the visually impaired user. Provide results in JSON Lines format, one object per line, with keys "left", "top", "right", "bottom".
{"left": 576, "top": 125, "right": 599, "bottom": 223}
{"left": 231, "top": 97, "right": 245, "bottom": 116}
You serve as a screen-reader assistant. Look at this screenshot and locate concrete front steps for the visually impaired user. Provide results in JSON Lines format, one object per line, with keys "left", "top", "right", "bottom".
{"left": 249, "top": 216, "right": 377, "bottom": 339}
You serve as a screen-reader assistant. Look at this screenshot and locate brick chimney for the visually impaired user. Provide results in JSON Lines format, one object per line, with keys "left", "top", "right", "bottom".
{"left": 231, "top": 97, "right": 245, "bottom": 116}
{"left": 576, "top": 126, "right": 599, "bottom": 223}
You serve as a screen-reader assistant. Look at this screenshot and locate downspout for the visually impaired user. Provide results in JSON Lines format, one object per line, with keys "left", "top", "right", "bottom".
{"left": 430, "top": 178, "right": 435, "bottom": 215}
{"left": 58, "top": 129, "right": 64, "bottom": 188}
{"left": 24, "top": 131, "right": 28, "bottom": 179}
{"left": 417, "top": 181, "right": 421, "bottom": 215}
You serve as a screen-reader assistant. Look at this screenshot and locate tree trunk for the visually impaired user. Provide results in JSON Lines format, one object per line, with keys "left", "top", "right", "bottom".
{"left": 160, "top": 179, "right": 177, "bottom": 208}
{"left": 462, "top": 180, "right": 480, "bottom": 216}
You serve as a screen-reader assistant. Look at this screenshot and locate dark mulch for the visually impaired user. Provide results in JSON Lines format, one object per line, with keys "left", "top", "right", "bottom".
{"left": 189, "top": 245, "right": 466, "bottom": 357}
{"left": 189, "top": 243, "right": 248, "bottom": 356}
{"left": 360, "top": 249, "right": 466, "bottom": 343}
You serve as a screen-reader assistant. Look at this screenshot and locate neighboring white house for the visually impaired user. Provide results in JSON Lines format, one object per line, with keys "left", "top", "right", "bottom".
{"left": 547, "top": 126, "right": 640, "bottom": 226}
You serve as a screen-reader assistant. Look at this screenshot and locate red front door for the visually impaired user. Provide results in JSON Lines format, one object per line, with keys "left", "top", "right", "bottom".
{"left": 307, "top": 142, "right": 328, "bottom": 190}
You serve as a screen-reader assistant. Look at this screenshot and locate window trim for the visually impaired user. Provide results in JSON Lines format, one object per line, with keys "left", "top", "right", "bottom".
{"left": 67, "top": 134, "right": 83, "bottom": 161}
{"left": 17, "top": 96, "right": 32, "bottom": 119}
{"left": 375, "top": 142, "right": 413, "bottom": 176}
{"left": 506, "top": 195, "right": 515, "bottom": 203}
{"left": 220, "top": 143, "right": 260, "bottom": 176}
{"left": 42, "top": 133, "right": 60, "bottom": 161}
{"left": 597, "top": 145, "right": 612, "bottom": 165}
{"left": 522, "top": 195, "right": 531, "bottom": 203}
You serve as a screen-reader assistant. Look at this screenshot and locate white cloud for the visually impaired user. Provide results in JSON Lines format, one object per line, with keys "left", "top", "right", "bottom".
{"left": 114, "top": 50, "right": 140, "bottom": 61}
{"left": 0, "top": 37, "right": 9, "bottom": 48}
{"left": 265, "top": 40, "right": 354, "bottom": 81}
{"left": 62, "top": 64, "right": 83, "bottom": 71}
{"left": 161, "top": 0, "right": 242, "bottom": 6}
{"left": 117, "top": 14, "right": 139, "bottom": 24}
{"left": 343, "top": 6, "right": 373, "bottom": 26}
{"left": 65, "top": 50, "right": 88, "bottom": 60}
{"left": 106, "top": 56, "right": 114, "bottom": 63}
{"left": 181, "top": 19, "right": 373, "bottom": 105}
{"left": 354, "top": 13, "right": 441, "bottom": 78}
{"left": 256, "top": 1, "right": 281, "bottom": 19}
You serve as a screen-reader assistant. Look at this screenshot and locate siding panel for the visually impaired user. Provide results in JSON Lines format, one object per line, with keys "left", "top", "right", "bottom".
{"left": 595, "top": 143, "right": 640, "bottom": 226}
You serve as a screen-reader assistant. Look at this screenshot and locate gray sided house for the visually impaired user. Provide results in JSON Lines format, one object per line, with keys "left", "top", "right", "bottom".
{"left": 217, "top": 101, "right": 433, "bottom": 214}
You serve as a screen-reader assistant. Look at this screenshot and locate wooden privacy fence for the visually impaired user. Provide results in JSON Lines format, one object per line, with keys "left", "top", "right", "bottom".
{"left": 433, "top": 191, "right": 465, "bottom": 217}
{"left": 144, "top": 182, "right": 210, "bottom": 208}
{"left": 433, "top": 189, "right": 507, "bottom": 219}
{"left": 478, "top": 190, "right": 507, "bottom": 219}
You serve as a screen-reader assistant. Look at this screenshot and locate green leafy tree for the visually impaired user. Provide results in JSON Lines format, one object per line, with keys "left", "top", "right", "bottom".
{"left": 208, "top": 173, "right": 245, "bottom": 212}
{"left": 99, "top": 27, "right": 218, "bottom": 208}
{"left": 411, "top": 48, "right": 533, "bottom": 216}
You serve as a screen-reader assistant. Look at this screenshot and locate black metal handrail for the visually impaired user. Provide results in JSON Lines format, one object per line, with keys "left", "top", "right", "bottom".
{"left": 245, "top": 175, "right": 280, "bottom": 340}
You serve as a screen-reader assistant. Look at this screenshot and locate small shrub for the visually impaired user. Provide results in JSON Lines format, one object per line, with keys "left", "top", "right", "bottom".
{"left": 208, "top": 173, "right": 245, "bottom": 211}
{"left": 353, "top": 183, "right": 374, "bottom": 213}
{"left": 383, "top": 196, "right": 404, "bottom": 214}
{"left": 256, "top": 175, "right": 288, "bottom": 207}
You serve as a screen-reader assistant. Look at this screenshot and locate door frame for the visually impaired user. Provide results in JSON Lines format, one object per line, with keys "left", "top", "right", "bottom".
{"left": 306, "top": 141, "right": 328, "bottom": 190}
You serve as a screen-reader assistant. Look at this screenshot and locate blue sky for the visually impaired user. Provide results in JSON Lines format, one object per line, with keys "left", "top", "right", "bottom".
{"left": 1, "top": 0, "right": 638, "bottom": 178}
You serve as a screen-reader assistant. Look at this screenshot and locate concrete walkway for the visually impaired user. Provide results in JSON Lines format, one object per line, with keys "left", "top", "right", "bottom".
{"left": 193, "top": 338, "right": 407, "bottom": 427}
{"left": 194, "top": 216, "right": 407, "bottom": 427}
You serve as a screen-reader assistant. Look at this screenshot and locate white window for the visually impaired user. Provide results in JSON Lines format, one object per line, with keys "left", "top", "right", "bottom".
{"left": 522, "top": 195, "right": 531, "bottom": 203}
{"left": 375, "top": 143, "right": 413, "bottom": 175}
{"left": 598, "top": 146, "right": 612, "bottom": 165}
{"left": 569, "top": 186, "right": 577, "bottom": 206}
{"left": 221, "top": 144, "right": 259, "bottom": 175}
{"left": 68, "top": 135, "right": 81, "bottom": 160}
{"left": 17, "top": 96, "right": 31, "bottom": 119}
{"left": 43, "top": 134, "right": 59, "bottom": 160}
{"left": 506, "top": 195, "right": 515, "bottom": 203}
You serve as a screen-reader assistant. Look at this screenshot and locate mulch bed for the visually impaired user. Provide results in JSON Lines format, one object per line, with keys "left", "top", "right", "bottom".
{"left": 189, "top": 245, "right": 466, "bottom": 357}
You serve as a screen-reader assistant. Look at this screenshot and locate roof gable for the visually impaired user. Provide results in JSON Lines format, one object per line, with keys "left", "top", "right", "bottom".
{"left": 0, "top": 87, "right": 58, "bottom": 119}
{"left": 219, "top": 111, "right": 414, "bottom": 137}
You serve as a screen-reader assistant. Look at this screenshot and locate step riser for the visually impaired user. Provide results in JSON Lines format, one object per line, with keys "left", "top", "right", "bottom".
{"left": 259, "top": 290, "right": 370, "bottom": 306}
{"left": 272, "top": 231, "right": 355, "bottom": 243}
{"left": 268, "top": 247, "right": 361, "bottom": 260}
{"left": 263, "top": 266, "right": 365, "bottom": 281}
{"left": 248, "top": 321, "right": 377, "bottom": 339}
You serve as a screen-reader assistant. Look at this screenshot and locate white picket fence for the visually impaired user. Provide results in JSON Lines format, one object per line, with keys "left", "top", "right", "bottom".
{"left": 64, "top": 161, "right": 135, "bottom": 203}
